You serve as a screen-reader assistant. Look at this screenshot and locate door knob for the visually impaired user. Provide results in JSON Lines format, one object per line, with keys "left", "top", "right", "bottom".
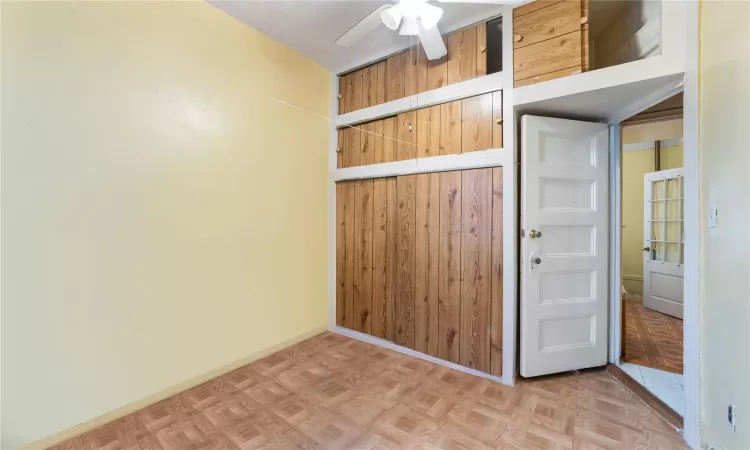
{"left": 533, "top": 256, "right": 542, "bottom": 265}
{"left": 642, "top": 246, "right": 651, "bottom": 252}
{"left": 529, "top": 229, "right": 542, "bottom": 238}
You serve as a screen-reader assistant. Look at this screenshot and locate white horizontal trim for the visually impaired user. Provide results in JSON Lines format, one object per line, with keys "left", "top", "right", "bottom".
{"left": 332, "top": 148, "right": 511, "bottom": 181}
{"left": 622, "top": 275, "right": 644, "bottom": 282}
{"left": 333, "top": 326, "right": 506, "bottom": 385}
{"left": 514, "top": 55, "right": 683, "bottom": 108}
{"left": 336, "top": 72, "right": 505, "bottom": 128}
{"left": 623, "top": 138, "right": 684, "bottom": 152}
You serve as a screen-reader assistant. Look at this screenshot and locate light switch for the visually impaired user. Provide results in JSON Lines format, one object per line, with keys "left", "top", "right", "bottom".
{"left": 708, "top": 205, "right": 718, "bottom": 228}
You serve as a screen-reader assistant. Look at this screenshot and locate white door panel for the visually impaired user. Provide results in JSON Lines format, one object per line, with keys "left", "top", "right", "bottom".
{"left": 643, "top": 168, "right": 684, "bottom": 319}
{"left": 521, "top": 115, "right": 609, "bottom": 378}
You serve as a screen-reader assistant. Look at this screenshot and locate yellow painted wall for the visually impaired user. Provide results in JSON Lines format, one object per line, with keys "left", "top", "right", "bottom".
{"left": 1, "top": 2, "right": 330, "bottom": 449}
{"left": 699, "top": 1, "right": 750, "bottom": 448}
{"left": 621, "top": 119, "right": 683, "bottom": 292}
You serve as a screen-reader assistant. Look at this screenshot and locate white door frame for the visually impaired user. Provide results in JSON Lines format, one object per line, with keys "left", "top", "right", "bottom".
{"left": 608, "top": 9, "right": 700, "bottom": 442}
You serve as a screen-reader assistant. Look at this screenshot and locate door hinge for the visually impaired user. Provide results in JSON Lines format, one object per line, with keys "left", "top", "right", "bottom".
{"left": 520, "top": 229, "right": 525, "bottom": 238}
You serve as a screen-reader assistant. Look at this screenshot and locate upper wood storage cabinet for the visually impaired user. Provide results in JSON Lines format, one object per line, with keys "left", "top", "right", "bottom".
{"left": 513, "top": 0, "right": 664, "bottom": 87}
{"left": 338, "top": 19, "right": 503, "bottom": 115}
{"left": 513, "top": 0, "right": 589, "bottom": 88}
{"left": 337, "top": 91, "right": 503, "bottom": 168}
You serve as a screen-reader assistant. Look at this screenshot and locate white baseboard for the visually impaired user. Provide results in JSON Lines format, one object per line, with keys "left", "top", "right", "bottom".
{"left": 332, "top": 326, "right": 507, "bottom": 386}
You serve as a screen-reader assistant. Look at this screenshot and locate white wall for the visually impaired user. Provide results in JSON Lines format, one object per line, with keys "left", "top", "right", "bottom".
{"left": 699, "top": 1, "right": 750, "bottom": 448}
{"left": 1, "top": 2, "right": 330, "bottom": 448}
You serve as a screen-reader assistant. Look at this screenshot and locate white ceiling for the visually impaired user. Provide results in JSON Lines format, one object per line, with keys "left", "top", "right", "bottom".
{"left": 209, "top": 1, "right": 504, "bottom": 74}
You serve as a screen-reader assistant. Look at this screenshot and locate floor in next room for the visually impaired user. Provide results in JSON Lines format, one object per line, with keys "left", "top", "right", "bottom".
{"left": 49, "top": 333, "right": 687, "bottom": 450}
{"left": 622, "top": 293, "right": 684, "bottom": 373}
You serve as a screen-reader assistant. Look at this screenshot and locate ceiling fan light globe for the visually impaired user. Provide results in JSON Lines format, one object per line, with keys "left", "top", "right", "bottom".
{"left": 418, "top": 3, "right": 443, "bottom": 29}
{"left": 381, "top": 6, "right": 403, "bottom": 31}
{"left": 399, "top": 16, "right": 420, "bottom": 35}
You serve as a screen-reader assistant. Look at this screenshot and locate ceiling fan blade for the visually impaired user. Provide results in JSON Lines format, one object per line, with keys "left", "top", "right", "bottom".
{"left": 418, "top": 23, "right": 447, "bottom": 60}
{"left": 336, "top": 5, "right": 391, "bottom": 48}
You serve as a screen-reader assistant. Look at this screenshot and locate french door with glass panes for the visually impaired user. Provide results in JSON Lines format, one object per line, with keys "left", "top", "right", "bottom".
{"left": 643, "top": 168, "right": 684, "bottom": 319}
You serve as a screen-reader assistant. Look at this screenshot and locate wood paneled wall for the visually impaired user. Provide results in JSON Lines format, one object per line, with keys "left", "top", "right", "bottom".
{"left": 339, "top": 23, "right": 489, "bottom": 115}
{"left": 336, "top": 168, "right": 504, "bottom": 376}
{"left": 337, "top": 91, "right": 503, "bottom": 168}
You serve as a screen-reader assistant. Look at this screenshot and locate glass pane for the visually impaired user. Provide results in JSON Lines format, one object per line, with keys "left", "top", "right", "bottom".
{"left": 666, "top": 222, "right": 681, "bottom": 241}
{"left": 666, "top": 199, "right": 680, "bottom": 221}
{"left": 666, "top": 243, "right": 681, "bottom": 264}
{"left": 652, "top": 180, "right": 666, "bottom": 200}
{"left": 667, "top": 178, "right": 680, "bottom": 198}
{"left": 652, "top": 242, "right": 664, "bottom": 262}
{"left": 652, "top": 200, "right": 666, "bottom": 220}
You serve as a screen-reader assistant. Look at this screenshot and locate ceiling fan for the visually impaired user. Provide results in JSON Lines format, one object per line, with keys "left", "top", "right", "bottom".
{"left": 336, "top": 0, "right": 517, "bottom": 61}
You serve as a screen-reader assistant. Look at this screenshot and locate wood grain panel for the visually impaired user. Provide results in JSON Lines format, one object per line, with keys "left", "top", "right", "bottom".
{"left": 360, "top": 121, "right": 381, "bottom": 166}
{"left": 415, "top": 173, "right": 440, "bottom": 356}
{"left": 386, "top": 177, "right": 398, "bottom": 342}
{"left": 337, "top": 181, "right": 356, "bottom": 329}
{"left": 462, "top": 94, "right": 493, "bottom": 153}
{"left": 439, "top": 100, "right": 462, "bottom": 155}
{"left": 342, "top": 126, "right": 361, "bottom": 168}
{"left": 386, "top": 52, "right": 406, "bottom": 102}
{"left": 353, "top": 180, "right": 374, "bottom": 334}
{"left": 341, "top": 70, "right": 363, "bottom": 114}
{"left": 514, "top": 66, "right": 582, "bottom": 87}
{"left": 438, "top": 171, "right": 462, "bottom": 363}
{"left": 492, "top": 91, "right": 503, "bottom": 149}
{"left": 476, "top": 22, "right": 487, "bottom": 77}
{"left": 459, "top": 168, "right": 492, "bottom": 372}
{"left": 363, "top": 61, "right": 387, "bottom": 108}
{"left": 514, "top": 30, "right": 582, "bottom": 82}
{"left": 404, "top": 46, "right": 420, "bottom": 97}
{"left": 396, "top": 175, "right": 416, "bottom": 349}
{"left": 513, "top": 0, "right": 565, "bottom": 18}
{"left": 372, "top": 178, "right": 389, "bottom": 339}
{"left": 490, "top": 167, "right": 503, "bottom": 377}
{"left": 513, "top": 0, "right": 581, "bottom": 49}
{"left": 337, "top": 129, "right": 344, "bottom": 168}
{"left": 447, "top": 26, "right": 477, "bottom": 85}
{"left": 377, "top": 117, "right": 397, "bottom": 164}
{"left": 416, "top": 47, "right": 430, "bottom": 94}
{"left": 338, "top": 76, "right": 346, "bottom": 114}
{"left": 396, "top": 111, "right": 417, "bottom": 162}
{"left": 416, "top": 105, "right": 441, "bottom": 159}
{"left": 426, "top": 46, "right": 448, "bottom": 91}
{"left": 581, "top": 0, "right": 590, "bottom": 71}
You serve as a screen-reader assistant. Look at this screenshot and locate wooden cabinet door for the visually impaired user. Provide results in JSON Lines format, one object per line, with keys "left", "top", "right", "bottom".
{"left": 415, "top": 172, "right": 440, "bottom": 356}
{"left": 514, "top": 31, "right": 582, "bottom": 83}
{"left": 416, "top": 105, "right": 441, "bottom": 159}
{"left": 440, "top": 100, "right": 462, "bottom": 155}
{"left": 395, "top": 175, "right": 416, "bottom": 349}
{"left": 360, "top": 121, "right": 380, "bottom": 166}
{"left": 493, "top": 91, "right": 503, "bottom": 149}
{"left": 340, "top": 70, "right": 363, "bottom": 114}
{"left": 462, "top": 94, "right": 493, "bottom": 153}
{"left": 336, "top": 181, "right": 356, "bottom": 329}
{"left": 490, "top": 167, "right": 504, "bottom": 376}
{"left": 438, "top": 171, "right": 462, "bottom": 363}
{"left": 362, "top": 61, "right": 387, "bottom": 108}
{"left": 395, "top": 111, "right": 417, "bottom": 161}
{"left": 447, "top": 26, "right": 478, "bottom": 85}
{"left": 513, "top": 0, "right": 581, "bottom": 49}
{"left": 459, "top": 168, "right": 493, "bottom": 372}
{"left": 341, "top": 126, "right": 361, "bottom": 168}
{"left": 353, "top": 180, "right": 374, "bottom": 334}
{"left": 386, "top": 52, "right": 406, "bottom": 102}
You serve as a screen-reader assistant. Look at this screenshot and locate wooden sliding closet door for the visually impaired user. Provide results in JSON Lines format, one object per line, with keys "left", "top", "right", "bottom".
{"left": 335, "top": 168, "right": 504, "bottom": 376}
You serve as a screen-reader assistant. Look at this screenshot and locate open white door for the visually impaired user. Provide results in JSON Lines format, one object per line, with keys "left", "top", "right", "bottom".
{"left": 643, "top": 168, "right": 684, "bottom": 319}
{"left": 520, "top": 116, "right": 609, "bottom": 378}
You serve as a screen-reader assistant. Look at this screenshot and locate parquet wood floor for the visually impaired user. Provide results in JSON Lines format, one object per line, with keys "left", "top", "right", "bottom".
{"left": 49, "top": 333, "right": 688, "bottom": 450}
{"left": 622, "top": 296, "right": 684, "bottom": 374}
